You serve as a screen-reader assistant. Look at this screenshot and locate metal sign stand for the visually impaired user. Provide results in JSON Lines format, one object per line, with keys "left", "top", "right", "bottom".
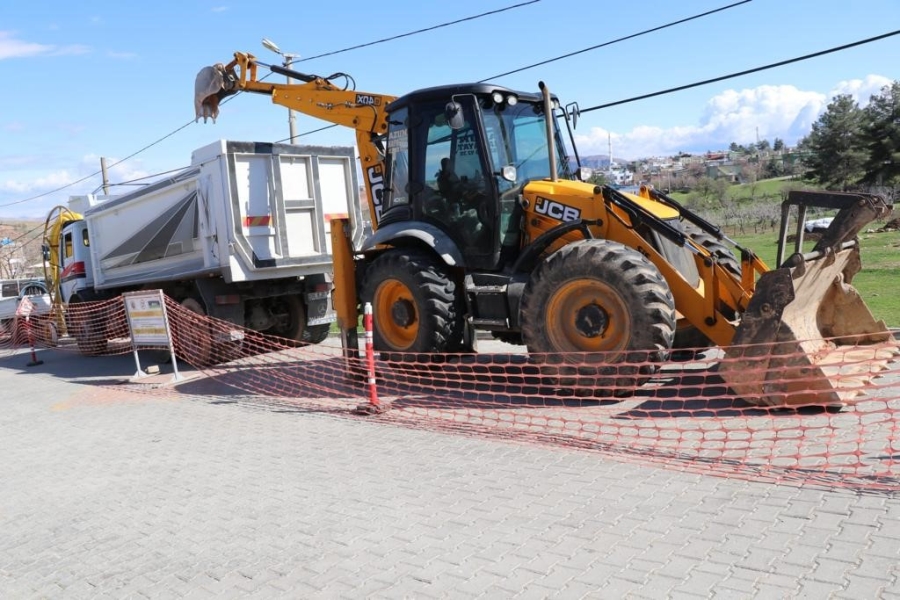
{"left": 123, "top": 290, "right": 183, "bottom": 383}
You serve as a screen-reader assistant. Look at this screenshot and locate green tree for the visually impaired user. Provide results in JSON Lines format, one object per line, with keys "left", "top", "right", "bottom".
{"left": 859, "top": 81, "right": 900, "bottom": 186}
{"left": 588, "top": 171, "right": 609, "bottom": 186}
{"left": 799, "top": 94, "right": 866, "bottom": 189}
{"left": 763, "top": 157, "right": 784, "bottom": 179}
{"left": 773, "top": 137, "right": 785, "bottom": 152}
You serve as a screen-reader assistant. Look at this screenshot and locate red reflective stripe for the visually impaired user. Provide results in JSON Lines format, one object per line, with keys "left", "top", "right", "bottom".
{"left": 60, "top": 261, "right": 86, "bottom": 279}
{"left": 243, "top": 215, "right": 272, "bottom": 227}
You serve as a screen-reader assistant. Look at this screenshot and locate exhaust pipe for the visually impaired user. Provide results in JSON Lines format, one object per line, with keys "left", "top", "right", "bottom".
{"left": 539, "top": 81, "right": 558, "bottom": 183}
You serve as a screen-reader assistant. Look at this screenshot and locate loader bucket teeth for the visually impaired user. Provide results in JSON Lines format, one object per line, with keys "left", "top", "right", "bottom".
{"left": 720, "top": 245, "right": 899, "bottom": 409}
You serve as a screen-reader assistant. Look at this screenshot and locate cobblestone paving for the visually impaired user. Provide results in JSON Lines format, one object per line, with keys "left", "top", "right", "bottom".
{"left": 1, "top": 349, "right": 899, "bottom": 598}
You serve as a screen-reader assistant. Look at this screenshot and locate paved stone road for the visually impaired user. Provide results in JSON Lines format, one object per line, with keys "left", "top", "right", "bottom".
{"left": 1, "top": 346, "right": 899, "bottom": 598}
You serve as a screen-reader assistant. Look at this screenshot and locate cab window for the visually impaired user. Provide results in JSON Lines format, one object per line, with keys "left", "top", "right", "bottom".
{"left": 418, "top": 99, "right": 493, "bottom": 257}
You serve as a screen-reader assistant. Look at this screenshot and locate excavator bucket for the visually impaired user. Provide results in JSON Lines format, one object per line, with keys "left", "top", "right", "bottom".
{"left": 194, "top": 64, "right": 227, "bottom": 123}
{"left": 719, "top": 191, "right": 899, "bottom": 409}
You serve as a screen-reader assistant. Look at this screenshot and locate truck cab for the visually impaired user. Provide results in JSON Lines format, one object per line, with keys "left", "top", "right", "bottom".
{"left": 57, "top": 220, "right": 95, "bottom": 304}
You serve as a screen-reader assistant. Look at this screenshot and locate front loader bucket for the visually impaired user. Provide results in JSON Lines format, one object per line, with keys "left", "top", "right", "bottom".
{"left": 719, "top": 191, "right": 899, "bottom": 408}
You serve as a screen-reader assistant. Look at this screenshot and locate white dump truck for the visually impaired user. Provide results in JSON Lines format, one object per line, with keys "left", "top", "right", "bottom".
{"left": 44, "top": 140, "right": 365, "bottom": 355}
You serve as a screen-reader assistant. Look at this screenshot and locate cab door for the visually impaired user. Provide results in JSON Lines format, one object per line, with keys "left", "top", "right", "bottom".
{"left": 412, "top": 98, "right": 500, "bottom": 269}
{"left": 59, "top": 222, "right": 92, "bottom": 302}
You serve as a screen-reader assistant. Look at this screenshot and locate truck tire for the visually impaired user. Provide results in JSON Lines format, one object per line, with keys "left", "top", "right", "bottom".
{"left": 172, "top": 297, "right": 213, "bottom": 367}
{"left": 268, "top": 294, "right": 306, "bottom": 342}
{"left": 674, "top": 227, "right": 741, "bottom": 351}
{"left": 301, "top": 323, "right": 331, "bottom": 345}
{"left": 519, "top": 239, "right": 675, "bottom": 397}
{"left": 360, "top": 249, "right": 462, "bottom": 356}
{"left": 67, "top": 300, "right": 108, "bottom": 356}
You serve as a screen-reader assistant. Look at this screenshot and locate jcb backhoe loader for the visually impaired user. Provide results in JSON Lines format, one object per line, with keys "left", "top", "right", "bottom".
{"left": 195, "top": 51, "right": 897, "bottom": 408}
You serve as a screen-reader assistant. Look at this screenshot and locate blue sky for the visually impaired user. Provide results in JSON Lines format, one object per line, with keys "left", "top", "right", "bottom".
{"left": 1, "top": 0, "right": 898, "bottom": 218}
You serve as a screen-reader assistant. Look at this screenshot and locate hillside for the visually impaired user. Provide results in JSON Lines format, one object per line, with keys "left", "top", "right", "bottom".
{"left": 0, "top": 219, "right": 45, "bottom": 279}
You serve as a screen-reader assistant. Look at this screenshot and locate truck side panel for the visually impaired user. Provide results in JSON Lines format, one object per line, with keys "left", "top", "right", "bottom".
{"left": 80, "top": 140, "right": 363, "bottom": 290}
{"left": 85, "top": 168, "right": 213, "bottom": 290}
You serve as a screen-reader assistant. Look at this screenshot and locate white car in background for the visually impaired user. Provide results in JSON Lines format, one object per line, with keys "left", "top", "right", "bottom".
{"left": 804, "top": 217, "right": 834, "bottom": 233}
{"left": 0, "top": 281, "right": 53, "bottom": 341}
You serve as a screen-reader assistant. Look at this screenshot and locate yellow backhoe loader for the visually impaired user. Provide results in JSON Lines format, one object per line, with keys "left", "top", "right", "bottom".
{"left": 195, "top": 50, "right": 897, "bottom": 408}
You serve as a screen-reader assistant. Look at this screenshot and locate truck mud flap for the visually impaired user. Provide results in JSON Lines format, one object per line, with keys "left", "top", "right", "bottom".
{"left": 719, "top": 244, "right": 899, "bottom": 408}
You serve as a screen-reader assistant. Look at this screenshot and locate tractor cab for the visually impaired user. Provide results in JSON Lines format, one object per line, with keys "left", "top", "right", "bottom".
{"left": 377, "top": 83, "right": 576, "bottom": 270}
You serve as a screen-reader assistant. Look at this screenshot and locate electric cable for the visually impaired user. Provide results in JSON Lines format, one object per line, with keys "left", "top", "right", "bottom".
{"left": 299, "top": 1, "right": 542, "bottom": 62}
{"left": 579, "top": 29, "right": 900, "bottom": 113}
{"left": 0, "top": 2, "right": 539, "bottom": 210}
{"left": 0, "top": 120, "right": 195, "bottom": 209}
{"left": 479, "top": 0, "right": 752, "bottom": 82}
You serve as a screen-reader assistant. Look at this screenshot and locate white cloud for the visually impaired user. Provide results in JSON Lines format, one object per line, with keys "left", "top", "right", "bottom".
{"left": 831, "top": 75, "right": 892, "bottom": 105}
{"left": 0, "top": 154, "right": 151, "bottom": 218}
{"left": 0, "top": 31, "right": 90, "bottom": 59}
{"left": 0, "top": 169, "right": 81, "bottom": 195}
{"left": 574, "top": 76, "right": 893, "bottom": 160}
{"left": 0, "top": 31, "right": 53, "bottom": 59}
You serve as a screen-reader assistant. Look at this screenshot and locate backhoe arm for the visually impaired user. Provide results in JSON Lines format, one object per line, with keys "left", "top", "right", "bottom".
{"left": 195, "top": 51, "right": 398, "bottom": 224}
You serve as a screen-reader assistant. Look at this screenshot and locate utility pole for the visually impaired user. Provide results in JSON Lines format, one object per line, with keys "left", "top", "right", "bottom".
{"left": 100, "top": 157, "right": 110, "bottom": 195}
{"left": 262, "top": 38, "right": 299, "bottom": 144}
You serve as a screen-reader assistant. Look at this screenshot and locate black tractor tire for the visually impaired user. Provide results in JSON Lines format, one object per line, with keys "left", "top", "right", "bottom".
{"left": 360, "top": 249, "right": 463, "bottom": 356}
{"left": 519, "top": 239, "right": 676, "bottom": 397}
{"left": 301, "top": 323, "right": 331, "bottom": 345}
{"left": 674, "top": 225, "right": 741, "bottom": 351}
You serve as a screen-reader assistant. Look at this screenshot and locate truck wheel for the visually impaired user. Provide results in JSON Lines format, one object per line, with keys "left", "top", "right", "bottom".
{"left": 361, "top": 249, "right": 462, "bottom": 355}
{"left": 268, "top": 294, "right": 306, "bottom": 342}
{"left": 674, "top": 227, "right": 741, "bottom": 351}
{"left": 519, "top": 239, "right": 675, "bottom": 397}
{"left": 301, "top": 323, "right": 331, "bottom": 345}
{"left": 172, "top": 297, "right": 213, "bottom": 366}
{"left": 67, "top": 301, "right": 108, "bottom": 356}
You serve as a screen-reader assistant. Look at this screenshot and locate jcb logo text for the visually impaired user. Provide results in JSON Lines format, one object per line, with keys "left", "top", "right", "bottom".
{"left": 534, "top": 197, "right": 581, "bottom": 222}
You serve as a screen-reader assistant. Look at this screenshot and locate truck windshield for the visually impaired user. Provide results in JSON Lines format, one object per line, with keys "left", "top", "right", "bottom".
{"left": 480, "top": 100, "right": 570, "bottom": 184}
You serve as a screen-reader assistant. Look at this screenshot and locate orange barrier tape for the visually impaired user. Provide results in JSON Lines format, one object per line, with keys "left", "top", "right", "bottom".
{"left": 2, "top": 294, "right": 899, "bottom": 491}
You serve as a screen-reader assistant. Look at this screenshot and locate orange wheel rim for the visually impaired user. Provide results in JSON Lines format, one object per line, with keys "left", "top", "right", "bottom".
{"left": 545, "top": 280, "right": 629, "bottom": 353}
{"left": 374, "top": 279, "right": 418, "bottom": 350}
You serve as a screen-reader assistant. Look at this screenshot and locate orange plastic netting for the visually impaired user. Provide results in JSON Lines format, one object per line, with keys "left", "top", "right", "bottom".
{"left": 3, "top": 295, "right": 900, "bottom": 492}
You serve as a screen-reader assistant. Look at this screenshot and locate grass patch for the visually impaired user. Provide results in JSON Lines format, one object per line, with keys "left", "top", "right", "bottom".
{"left": 730, "top": 228, "right": 900, "bottom": 327}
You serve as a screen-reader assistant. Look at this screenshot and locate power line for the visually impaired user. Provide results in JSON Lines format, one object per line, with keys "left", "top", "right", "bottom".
{"left": 300, "top": 0, "right": 542, "bottom": 62}
{"left": 273, "top": 124, "right": 340, "bottom": 145}
{"left": 0, "top": 2, "right": 540, "bottom": 211}
{"left": 0, "top": 120, "right": 195, "bottom": 209}
{"left": 0, "top": 221, "right": 46, "bottom": 248}
{"left": 479, "top": 0, "right": 752, "bottom": 82}
{"left": 580, "top": 29, "right": 900, "bottom": 114}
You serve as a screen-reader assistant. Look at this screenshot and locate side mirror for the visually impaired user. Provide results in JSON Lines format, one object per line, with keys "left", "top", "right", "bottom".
{"left": 445, "top": 101, "right": 465, "bottom": 130}
{"left": 41, "top": 244, "right": 50, "bottom": 262}
{"left": 575, "top": 167, "right": 593, "bottom": 182}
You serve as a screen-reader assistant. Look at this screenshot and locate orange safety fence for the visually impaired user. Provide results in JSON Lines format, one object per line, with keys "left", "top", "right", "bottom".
{"left": 3, "top": 295, "right": 900, "bottom": 492}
